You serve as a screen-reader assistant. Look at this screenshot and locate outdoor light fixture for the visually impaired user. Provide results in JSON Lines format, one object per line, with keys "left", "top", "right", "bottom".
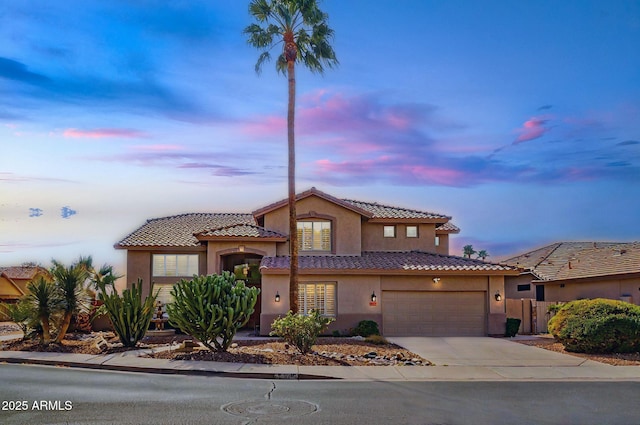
{"left": 275, "top": 291, "right": 280, "bottom": 302}
{"left": 432, "top": 277, "right": 441, "bottom": 284}
{"left": 371, "top": 292, "right": 377, "bottom": 303}
{"left": 494, "top": 291, "right": 502, "bottom": 301}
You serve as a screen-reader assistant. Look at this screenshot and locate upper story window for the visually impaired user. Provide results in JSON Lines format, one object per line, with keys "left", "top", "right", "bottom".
{"left": 153, "top": 254, "right": 198, "bottom": 277}
{"left": 383, "top": 225, "right": 396, "bottom": 238}
{"left": 406, "top": 225, "right": 418, "bottom": 238}
{"left": 297, "top": 220, "right": 331, "bottom": 251}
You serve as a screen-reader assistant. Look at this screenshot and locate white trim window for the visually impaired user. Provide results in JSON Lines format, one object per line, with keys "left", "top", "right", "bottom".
{"left": 152, "top": 254, "right": 199, "bottom": 277}
{"left": 406, "top": 225, "right": 418, "bottom": 238}
{"left": 298, "top": 282, "right": 336, "bottom": 316}
{"left": 383, "top": 225, "right": 396, "bottom": 238}
{"left": 297, "top": 221, "right": 331, "bottom": 251}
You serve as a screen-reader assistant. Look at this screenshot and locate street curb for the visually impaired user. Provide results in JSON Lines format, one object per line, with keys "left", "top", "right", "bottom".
{"left": 0, "top": 356, "right": 338, "bottom": 380}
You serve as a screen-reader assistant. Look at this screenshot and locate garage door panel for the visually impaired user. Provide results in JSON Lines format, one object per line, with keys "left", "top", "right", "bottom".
{"left": 382, "top": 291, "right": 486, "bottom": 336}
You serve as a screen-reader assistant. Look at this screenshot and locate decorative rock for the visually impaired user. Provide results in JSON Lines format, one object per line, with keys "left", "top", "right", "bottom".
{"left": 230, "top": 343, "right": 239, "bottom": 349}
{"left": 364, "top": 351, "right": 378, "bottom": 359}
{"left": 94, "top": 336, "right": 109, "bottom": 352}
{"left": 351, "top": 336, "right": 365, "bottom": 341}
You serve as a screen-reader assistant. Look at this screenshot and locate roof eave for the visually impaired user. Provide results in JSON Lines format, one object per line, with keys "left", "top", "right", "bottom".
{"left": 252, "top": 187, "right": 374, "bottom": 219}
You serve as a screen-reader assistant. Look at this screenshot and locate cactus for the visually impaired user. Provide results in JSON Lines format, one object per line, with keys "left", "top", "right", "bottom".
{"left": 98, "top": 278, "right": 157, "bottom": 347}
{"left": 167, "top": 272, "right": 259, "bottom": 352}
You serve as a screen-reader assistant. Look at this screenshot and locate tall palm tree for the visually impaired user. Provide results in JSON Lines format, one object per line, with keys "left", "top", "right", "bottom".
{"left": 245, "top": 0, "right": 338, "bottom": 313}
{"left": 26, "top": 276, "right": 62, "bottom": 345}
{"left": 51, "top": 257, "right": 91, "bottom": 343}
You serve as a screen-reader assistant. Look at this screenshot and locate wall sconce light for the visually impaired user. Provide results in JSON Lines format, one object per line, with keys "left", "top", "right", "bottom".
{"left": 275, "top": 291, "right": 280, "bottom": 302}
{"left": 371, "top": 291, "right": 377, "bottom": 303}
{"left": 432, "top": 277, "right": 441, "bottom": 284}
{"left": 494, "top": 291, "right": 502, "bottom": 301}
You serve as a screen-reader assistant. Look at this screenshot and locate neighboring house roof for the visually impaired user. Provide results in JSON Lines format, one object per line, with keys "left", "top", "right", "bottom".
{"left": 502, "top": 241, "right": 639, "bottom": 281}
{"left": 196, "top": 224, "right": 287, "bottom": 240}
{"left": 261, "top": 251, "right": 517, "bottom": 274}
{"left": 553, "top": 243, "right": 640, "bottom": 281}
{"left": 252, "top": 187, "right": 373, "bottom": 219}
{"left": 115, "top": 213, "right": 254, "bottom": 248}
{"left": 0, "top": 266, "right": 46, "bottom": 280}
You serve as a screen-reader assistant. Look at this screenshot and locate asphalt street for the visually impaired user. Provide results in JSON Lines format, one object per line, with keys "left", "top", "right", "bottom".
{"left": 1, "top": 364, "right": 640, "bottom": 425}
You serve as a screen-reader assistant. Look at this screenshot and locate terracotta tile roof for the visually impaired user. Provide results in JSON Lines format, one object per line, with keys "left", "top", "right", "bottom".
{"left": 115, "top": 213, "right": 254, "bottom": 248}
{"left": 435, "top": 222, "right": 460, "bottom": 233}
{"left": 196, "top": 224, "right": 287, "bottom": 239}
{"left": 260, "top": 251, "right": 516, "bottom": 273}
{"left": 502, "top": 241, "right": 638, "bottom": 281}
{"left": 0, "top": 266, "right": 46, "bottom": 280}
{"left": 252, "top": 187, "right": 373, "bottom": 218}
{"left": 554, "top": 243, "right": 640, "bottom": 280}
{"left": 341, "top": 199, "right": 451, "bottom": 220}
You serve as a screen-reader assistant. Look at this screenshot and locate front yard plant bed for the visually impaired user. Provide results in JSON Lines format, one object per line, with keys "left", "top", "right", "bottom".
{"left": 0, "top": 326, "right": 430, "bottom": 366}
{"left": 516, "top": 337, "right": 640, "bottom": 366}
{"left": 147, "top": 338, "right": 431, "bottom": 366}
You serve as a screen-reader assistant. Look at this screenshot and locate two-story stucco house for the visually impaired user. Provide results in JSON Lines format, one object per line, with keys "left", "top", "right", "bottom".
{"left": 115, "top": 188, "right": 517, "bottom": 336}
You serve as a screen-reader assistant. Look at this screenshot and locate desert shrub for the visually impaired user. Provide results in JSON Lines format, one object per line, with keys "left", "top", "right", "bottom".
{"left": 2, "top": 300, "right": 36, "bottom": 339}
{"left": 352, "top": 320, "right": 380, "bottom": 337}
{"left": 98, "top": 278, "right": 157, "bottom": 347}
{"left": 364, "top": 334, "right": 388, "bottom": 345}
{"left": 168, "top": 272, "right": 259, "bottom": 352}
{"left": 505, "top": 317, "right": 521, "bottom": 337}
{"left": 270, "top": 310, "right": 334, "bottom": 354}
{"left": 548, "top": 298, "right": 640, "bottom": 353}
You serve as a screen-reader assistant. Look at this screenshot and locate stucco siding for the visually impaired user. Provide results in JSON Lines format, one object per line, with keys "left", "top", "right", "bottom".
{"left": 544, "top": 276, "right": 640, "bottom": 305}
{"left": 362, "top": 223, "right": 438, "bottom": 252}
{"left": 263, "top": 195, "right": 363, "bottom": 255}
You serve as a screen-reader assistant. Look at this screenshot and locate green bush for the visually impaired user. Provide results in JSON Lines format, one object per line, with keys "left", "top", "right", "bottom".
{"left": 98, "top": 278, "right": 157, "bottom": 347}
{"left": 352, "top": 320, "right": 380, "bottom": 337}
{"left": 167, "top": 272, "right": 259, "bottom": 352}
{"left": 270, "top": 310, "right": 334, "bottom": 354}
{"left": 505, "top": 317, "right": 521, "bottom": 337}
{"left": 548, "top": 298, "right": 640, "bottom": 353}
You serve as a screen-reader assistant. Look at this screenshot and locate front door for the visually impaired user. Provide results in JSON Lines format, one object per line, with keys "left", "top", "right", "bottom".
{"left": 221, "top": 253, "right": 262, "bottom": 330}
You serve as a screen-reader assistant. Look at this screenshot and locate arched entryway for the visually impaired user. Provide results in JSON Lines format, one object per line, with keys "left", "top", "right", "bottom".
{"left": 221, "top": 253, "right": 263, "bottom": 331}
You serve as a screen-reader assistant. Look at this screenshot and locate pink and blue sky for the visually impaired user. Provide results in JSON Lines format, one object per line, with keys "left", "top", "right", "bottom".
{"left": 1, "top": 0, "right": 639, "bottom": 272}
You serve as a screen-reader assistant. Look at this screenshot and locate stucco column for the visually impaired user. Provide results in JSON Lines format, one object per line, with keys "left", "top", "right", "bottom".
{"left": 488, "top": 275, "right": 506, "bottom": 335}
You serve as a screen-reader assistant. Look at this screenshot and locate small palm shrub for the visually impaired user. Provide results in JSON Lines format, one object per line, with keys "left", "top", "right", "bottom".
{"left": 26, "top": 277, "right": 63, "bottom": 345}
{"left": 168, "top": 272, "right": 259, "bottom": 352}
{"left": 98, "top": 278, "right": 157, "bottom": 347}
{"left": 548, "top": 298, "right": 640, "bottom": 353}
{"left": 2, "top": 300, "right": 36, "bottom": 340}
{"left": 270, "top": 310, "right": 334, "bottom": 354}
{"left": 352, "top": 320, "right": 380, "bottom": 337}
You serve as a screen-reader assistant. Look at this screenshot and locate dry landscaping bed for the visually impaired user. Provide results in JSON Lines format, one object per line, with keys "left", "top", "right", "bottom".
{"left": 515, "top": 336, "right": 640, "bottom": 366}
{"left": 0, "top": 323, "right": 429, "bottom": 366}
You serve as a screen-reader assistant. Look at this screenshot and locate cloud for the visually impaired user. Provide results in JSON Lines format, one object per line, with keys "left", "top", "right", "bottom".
{"left": 514, "top": 116, "right": 551, "bottom": 143}
{"left": 0, "top": 57, "right": 204, "bottom": 121}
{"left": 617, "top": 140, "right": 639, "bottom": 146}
{"left": 0, "top": 172, "right": 77, "bottom": 184}
{"left": 63, "top": 128, "right": 147, "bottom": 139}
{"left": 0, "top": 57, "right": 51, "bottom": 86}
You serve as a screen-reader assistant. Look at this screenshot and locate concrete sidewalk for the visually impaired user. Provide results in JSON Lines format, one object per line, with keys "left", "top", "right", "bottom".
{"left": 2, "top": 342, "right": 640, "bottom": 382}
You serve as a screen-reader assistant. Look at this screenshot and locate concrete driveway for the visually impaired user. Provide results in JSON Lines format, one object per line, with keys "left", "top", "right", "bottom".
{"left": 387, "top": 337, "right": 588, "bottom": 367}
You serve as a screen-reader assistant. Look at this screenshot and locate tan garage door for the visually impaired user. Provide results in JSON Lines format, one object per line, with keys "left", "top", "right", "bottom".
{"left": 382, "top": 291, "right": 486, "bottom": 336}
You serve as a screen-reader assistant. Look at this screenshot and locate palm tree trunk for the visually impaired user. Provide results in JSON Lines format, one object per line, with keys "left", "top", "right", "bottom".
{"left": 55, "top": 312, "right": 72, "bottom": 343}
{"left": 287, "top": 59, "right": 299, "bottom": 314}
{"left": 40, "top": 315, "right": 51, "bottom": 345}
